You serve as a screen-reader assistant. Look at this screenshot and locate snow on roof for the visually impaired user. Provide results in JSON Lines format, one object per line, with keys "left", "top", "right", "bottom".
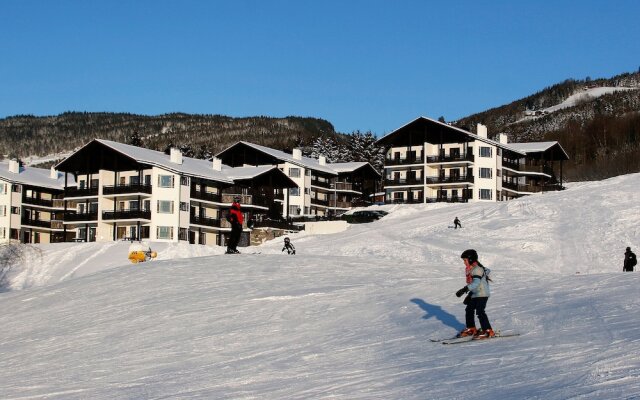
{"left": 234, "top": 142, "right": 338, "bottom": 175}
{"left": 0, "top": 162, "right": 74, "bottom": 190}
{"left": 506, "top": 141, "right": 560, "bottom": 153}
{"left": 97, "top": 140, "right": 234, "bottom": 183}
{"left": 220, "top": 164, "right": 280, "bottom": 180}
{"left": 380, "top": 116, "right": 528, "bottom": 156}
{"left": 326, "top": 162, "right": 369, "bottom": 173}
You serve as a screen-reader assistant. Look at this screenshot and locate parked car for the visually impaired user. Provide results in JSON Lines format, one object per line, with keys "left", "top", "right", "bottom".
{"left": 342, "top": 210, "right": 387, "bottom": 224}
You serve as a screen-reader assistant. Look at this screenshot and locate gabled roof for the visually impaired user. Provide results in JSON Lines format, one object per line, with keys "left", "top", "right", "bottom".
{"left": 56, "top": 140, "right": 233, "bottom": 184}
{"left": 506, "top": 141, "right": 570, "bottom": 160}
{"left": 376, "top": 116, "right": 528, "bottom": 156}
{"left": 0, "top": 162, "right": 74, "bottom": 190}
{"left": 327, "top": 162, "right": 382, "bottom": 178}
{"left": 217, "top": 141, "right": 338, "bottom": 175}
{"left": 222, "top": 165, "right": 298, "bottom": 188}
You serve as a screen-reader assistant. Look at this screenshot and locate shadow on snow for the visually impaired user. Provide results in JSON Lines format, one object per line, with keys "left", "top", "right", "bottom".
{"left": 411, "top": 298, "right": 464, "bottom": 331}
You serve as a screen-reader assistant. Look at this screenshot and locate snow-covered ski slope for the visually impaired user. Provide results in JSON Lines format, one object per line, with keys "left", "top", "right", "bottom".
{"left": 2, "top": 173, "right": 640, "bottom": 399}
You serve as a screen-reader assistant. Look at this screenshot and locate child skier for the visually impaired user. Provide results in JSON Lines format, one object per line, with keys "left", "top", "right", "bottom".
{"left": 282, "top": 237, "right": 296, "bottom": 255}
{"left": 455, "top": 249, "right": 494, "bottom": 339}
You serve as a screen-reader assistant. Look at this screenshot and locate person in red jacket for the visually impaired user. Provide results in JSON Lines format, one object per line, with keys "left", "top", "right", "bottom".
{"left": 226, "top": 196, "right": 244, "bottom": 254}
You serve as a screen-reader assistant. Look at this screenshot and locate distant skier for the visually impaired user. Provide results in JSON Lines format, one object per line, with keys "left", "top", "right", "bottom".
{"left": 282, "top": 237, "right": 296, "bottom": 255}
{"left": 453, "top": 217, "right": 462, "bottom": 229}
{"left": 226, "top": 196, "right": 244, "bottom": 254}
{"left": 623, "top": 247, "right": 637, "bottom": 272}
{"left": 455, "top": 249, "right": 494, "bottom": 339}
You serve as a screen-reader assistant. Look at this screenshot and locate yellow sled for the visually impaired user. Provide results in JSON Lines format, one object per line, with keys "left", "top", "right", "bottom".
{"left": 128, "top": 242, "right": 158, "bottom": 264}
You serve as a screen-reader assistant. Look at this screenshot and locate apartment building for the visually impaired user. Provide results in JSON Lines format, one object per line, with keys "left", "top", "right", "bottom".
{"left": 375, "top": 116, "right": 568, "bottom": 203}
{"left": 0, "top": 160, "right": 74, "bottom": 244}
{"left": 54, "top": 139, "right": 296, "bottom": 245}
{"left": 216, "top": 142, "right": 381, "bottom": 217}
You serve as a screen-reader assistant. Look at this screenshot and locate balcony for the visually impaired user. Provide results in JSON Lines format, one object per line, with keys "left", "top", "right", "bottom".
{"left": 21, "top": 217, "right": 53, "bottom": 229}
{"left": 502, "top": 161, "right": 554, "bottom": 176}
{"left": 384, "top": 177, "right": 424, "bottom": 187}
{"left": 64, "top": 212, "right": 99, "bottom": 222}
{"left": 190, "top": 215, "right": 222, "bottom": 228}
{"left": 103, "top": 183, "right": 152, "bottom": 195}
{"left": 390, "top": 195, "right": 424, "bottom": 204}
{"left": 310, "top": 178, "right": 332, "bottom": 189}
{"left": 386, "top": 155, "right": 424, "bottom": 166}
{"left": 22, "top": 197, "right": 57, "bottom": 207}
{"left": 425, "top": 196, "right": 469, "bottom": 203}
{"left": 426, "top": 175, "right": 474, "bottom": 185}
{"left": 102, "top": 209, "right": 151, "bottom": 220}
{"left": 426, "top": 154, "right": 474, "bottom": 164}
{"left": 191, "top": 189, "right": 222, "bottom": 203}
{"left": 502, "top": 181, "right": 564, "bottom": 193}
{"left": 65, "top": 187, "right": 99, "bottom": 198}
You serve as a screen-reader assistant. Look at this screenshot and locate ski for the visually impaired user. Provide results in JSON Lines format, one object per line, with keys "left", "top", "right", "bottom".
{"left": 442, "top": 332, "right": 520, "bottom": 345}
{"left": 432, "top": 331, "right": 520, "bottom": 344}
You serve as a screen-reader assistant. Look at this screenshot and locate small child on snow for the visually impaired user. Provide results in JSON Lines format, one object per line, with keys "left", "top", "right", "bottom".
{"left": 455, "top": 249, "right": 494, "bottom": 339}
{"left": 282, "top": 237, "right": 296, "bottom": 255}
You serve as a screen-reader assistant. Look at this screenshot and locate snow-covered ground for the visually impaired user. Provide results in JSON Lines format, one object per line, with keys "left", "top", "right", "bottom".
{"left": 516, "top": 86, "right": 639, "bottom": 124}
{"left": 542, "top": 86, "right": 638, "bottom": 114}
{"left": 1, "top": 174, "right": 640, "bottom": 399}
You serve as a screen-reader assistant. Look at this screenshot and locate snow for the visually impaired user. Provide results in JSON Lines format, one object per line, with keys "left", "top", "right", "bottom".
{"left": 542, "top": 87, "right": 638, "bottom": 114}
{"left": 2, "top": 173, "right": 640, "bottom": 399}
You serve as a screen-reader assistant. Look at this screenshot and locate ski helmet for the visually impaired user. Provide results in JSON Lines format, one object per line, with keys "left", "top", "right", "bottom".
{"left": 284, "top": 237, "right": 290, "bottom": 242}
{"left": 460, "top": 249, "right": 478, "bottom": 263}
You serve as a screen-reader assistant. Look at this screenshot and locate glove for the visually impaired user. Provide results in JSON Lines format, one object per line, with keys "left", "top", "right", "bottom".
{"left": 455, "top": 287, "right": 469, "bottom": 297}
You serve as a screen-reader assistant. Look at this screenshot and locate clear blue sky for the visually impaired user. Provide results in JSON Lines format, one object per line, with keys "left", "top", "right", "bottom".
{"left": 1, "top": 1, "right": 639, "bottom": 136}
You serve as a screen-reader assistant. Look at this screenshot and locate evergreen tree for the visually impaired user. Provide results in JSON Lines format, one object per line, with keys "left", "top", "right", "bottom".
{"left": 128, "top": 130, "right": 143, "bottom": 147}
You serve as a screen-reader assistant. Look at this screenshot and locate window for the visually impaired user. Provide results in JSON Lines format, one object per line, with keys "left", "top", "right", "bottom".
{"left": 289, "top": 168, "right": 301, "bottom": 178}
{"left": 305, "top": 170, "right": 311, "bottom": 176}
{"left": 144, "top": 175, "right": 151, "bottom": 185}
{"left": 0, "top": 205, "right": 5, "bottom": 216}
{"left": 90, "top": 179, "right": 99, "bottom": 188}
{"left": 290, "top": 187, "right": 300, "bottom": 196}
{"left": 497, "top": 169, "right": 501, "bottom": 177}
{"left": 178, "top": 228, "right": 188, "bottom": 241}
{"left": 157, "top": 200, "right": 174, "bottom": 214}
{"left": 1, "top": 183, "right": 6, "bottom": 194}
{"left": 11, "top": 206, "right": 20, "bottom": 214}
{"left": 157, "top": 226, "right": 174, "bottom": 240}
{"left": 288, "top": 205, "right": 300, "bottom": 215}
{"left": 158, "top": 175, "right": 174, "bottom": 188}
{"left": 144, "top": 200, "right": 151, "bottom": 212}
{"left": 304, "top": 188, "right": 310, "bottom": 195}
{"left": 180, "top": 176, "right": 190, "bottom": 186}
{"left": 180, "top": 201, "right": 189, "bottom": 211}
{"left": 479, "top": 168, "right": 492, "bottom": 179}
{"left": 0, "top": 227, "right": 5, "bottom": 239}
{"left": 12, "top": 184, "right": 21, "bottom": 193}
{"left": 479, "top": 147, "right": 492, "bottom": 157}
{"left": 129, "top": 200, "right": 139, "bottom": 211}
{"left": 480, "top": 189, "right": 492, "bottom": 200}
{"left": 130, "top": 175, "right": 140, "bottom": 185}
{"left": 79, "top": 180, "right": 85, "bottom": 189}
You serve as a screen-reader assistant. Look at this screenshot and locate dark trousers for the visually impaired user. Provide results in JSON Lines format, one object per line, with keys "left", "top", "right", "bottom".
{"left": 228, "top": 223, "right": 242, "bottom": 250}
{"left": 465, "top": 297, "right": 492, "bottom": 331}
{"left": 454, "top": 222, "right": 462, "bottom": 229}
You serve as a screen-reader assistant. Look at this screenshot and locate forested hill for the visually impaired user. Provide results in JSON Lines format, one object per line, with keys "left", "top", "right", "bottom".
{"left": 455, "top": 70, "right": 640, "bottom": 180}
{"left": 0, "top": 112, "right": 338, "bottom": 161}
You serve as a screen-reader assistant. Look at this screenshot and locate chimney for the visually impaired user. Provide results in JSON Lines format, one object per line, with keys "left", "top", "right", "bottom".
{"left": 50, "top": 167, "right": 58, "bottom": 179}
{"left": 499, "top": 133, "right": 508, "bottom": 144}
{"left": 170, "top": 148, "right": 183, "bottom": 164}
{"left": 212, "top": 157, "right": 222, "bottom": 171}
{"left": 292, "top": 148, "right": 302, "bottom": 160}
{"left": 319, "top": 155, "right": 326, "bottom": 165}
{"left": 8, "top": 159, "right": 19, "bottom": 173}
{"left": 477, "top": 123, "right": 488, "bottom": 138}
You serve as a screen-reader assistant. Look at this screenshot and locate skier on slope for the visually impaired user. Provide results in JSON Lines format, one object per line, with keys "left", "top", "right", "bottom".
{"left": 226, "top": 196, "right": 244, "bottom": 254}
{"left": 455, "top": 249, "right": 495, "bottom": 339}
{"left": 453, "top": 217, "right": 462, "bottom": 229}
{"left": 623, "top": 247, "right": 637, "bottom": 272}
{"left": 282, "top": 237, "right": 296, "bottom": 255}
